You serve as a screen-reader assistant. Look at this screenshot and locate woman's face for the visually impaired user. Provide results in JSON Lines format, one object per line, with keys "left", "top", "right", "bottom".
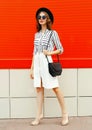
{"left": 37, "top": 12, "right": 47, "bottom": 25}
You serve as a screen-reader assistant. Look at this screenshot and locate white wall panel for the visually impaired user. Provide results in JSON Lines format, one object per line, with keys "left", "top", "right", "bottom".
{"left": 10, "top": 69, "right": 36, "bottom": 97}
{"left": 78, "top": 69, "right": 92, "bottom": 96}
{"left": 0, "top": 99, "right": 9, "bottom": 118}
{"left": 44, "top": 98, "right": 61, "bottom": 117}
{"left": 0, "top": 70, "right": 9, "bottom": 97}
{"left": 65, "top": 98, "right": 77, "bottom": 116}
{"left": 11, "top": 98, "right": 36, "bottom": 118}
{"left": 78, "top": 97, "right": 92, "bottom": 116}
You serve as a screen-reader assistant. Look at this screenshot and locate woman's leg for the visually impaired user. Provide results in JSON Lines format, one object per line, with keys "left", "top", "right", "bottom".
{"left": 53, "top": 87, "right": 69, "bottom": 125}
{"left": 31, "top": 86, "right": 44, "bottom": 125}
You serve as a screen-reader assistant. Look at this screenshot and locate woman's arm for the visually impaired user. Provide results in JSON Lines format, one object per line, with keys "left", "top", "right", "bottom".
{"left": 52, "top": 30, "right": 64, "bottom": 54}
{"left": 43, "top": 49, "right": 61, "bottom": 56}
{"left": 30, "top": 56, "right": 34, "bottom": 79}
{"left": 30, "top": 56, "right": 34, "bottom": 70}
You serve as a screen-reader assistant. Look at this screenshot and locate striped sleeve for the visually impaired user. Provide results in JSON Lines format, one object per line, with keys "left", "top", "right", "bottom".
{"left": 52, "top": 30, "right": 64, "bottom": 53}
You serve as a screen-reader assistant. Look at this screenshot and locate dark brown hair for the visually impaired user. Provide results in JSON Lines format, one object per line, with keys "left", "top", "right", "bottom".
{"left": 36, "top": 12, "right": 52, "bottom": 32}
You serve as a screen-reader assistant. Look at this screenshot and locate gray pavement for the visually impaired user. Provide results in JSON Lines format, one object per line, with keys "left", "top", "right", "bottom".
{"left": 0, "top": 116, "right": 92, "bottom": 130}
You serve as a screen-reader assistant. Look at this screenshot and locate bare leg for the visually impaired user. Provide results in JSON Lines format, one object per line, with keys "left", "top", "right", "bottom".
{"left": 31, "top": 87, "right": 44, "bottom": 125}
{"left": 53, "top": 87, "right": 69, "bottom": 125}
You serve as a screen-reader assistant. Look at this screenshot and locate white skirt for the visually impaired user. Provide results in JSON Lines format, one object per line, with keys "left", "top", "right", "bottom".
{"left": 34, "top": 53, "right": 59, "bottom": 89}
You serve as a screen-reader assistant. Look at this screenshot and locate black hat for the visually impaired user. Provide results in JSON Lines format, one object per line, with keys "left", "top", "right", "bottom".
{"left": 36, "top": 7, "right": 54, "bottom": 23}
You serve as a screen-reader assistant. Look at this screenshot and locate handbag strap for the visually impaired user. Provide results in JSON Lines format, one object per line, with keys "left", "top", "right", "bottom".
{"left": 46, "top": 31, "right": 53, "bottom": 49}
{"left": 46, "top": 54, "right": 60, "bottom": 63}
{"left": 46, "top": 31, "right": 60, "bottom": 63}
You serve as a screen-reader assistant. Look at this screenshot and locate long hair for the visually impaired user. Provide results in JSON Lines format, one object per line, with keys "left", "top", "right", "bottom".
{"left": 36, "top": 12, "right": 52, "bottom": 32}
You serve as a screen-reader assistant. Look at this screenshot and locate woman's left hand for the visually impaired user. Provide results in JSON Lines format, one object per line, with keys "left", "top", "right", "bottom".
{"left": 43, "top": 50, "right": 51, "bottom": 56}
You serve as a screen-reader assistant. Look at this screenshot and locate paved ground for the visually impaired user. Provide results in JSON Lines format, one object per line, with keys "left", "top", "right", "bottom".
{"left": 0, "top": 116, "right": 92, "bottom": 130}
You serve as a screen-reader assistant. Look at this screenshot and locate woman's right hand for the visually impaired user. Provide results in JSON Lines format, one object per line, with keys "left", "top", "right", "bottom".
{"left": 30, "top": 69, "right": 34, "bottom": 79}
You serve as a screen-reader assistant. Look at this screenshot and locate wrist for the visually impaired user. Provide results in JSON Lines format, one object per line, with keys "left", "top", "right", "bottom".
{"left": 31, "top": 67, "right": 33, "bottom": 71}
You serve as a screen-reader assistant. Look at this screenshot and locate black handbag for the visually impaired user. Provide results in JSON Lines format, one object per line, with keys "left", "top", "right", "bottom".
{"left": 46, "top": 31, "right": 62, "bottom": 77}
{"left": 46, "top": 55, "right": 62, "bottom": 77}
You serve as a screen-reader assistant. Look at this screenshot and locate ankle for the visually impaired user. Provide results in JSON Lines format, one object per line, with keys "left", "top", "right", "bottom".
{"left": 36, "top": 113, "right": 43, "bottom": 120}
{"left": 62, "top": 113, "right": 68, "bottom": 117}
{"left": 40, "top": 113, "right": 43, "bottom": 119}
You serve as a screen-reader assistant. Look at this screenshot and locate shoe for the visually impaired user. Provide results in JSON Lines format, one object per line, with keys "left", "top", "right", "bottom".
{"left": 61, "top": 113, "right": 69, "bottom": 126}
{"left": 31, "top": 114, "right": 43, "bottom": 126}
{"left": 31, "top": 119, "right": 40, "bottom": 126}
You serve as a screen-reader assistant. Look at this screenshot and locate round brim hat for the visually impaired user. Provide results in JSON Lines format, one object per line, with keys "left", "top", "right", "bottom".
{"left": 36, "top": 7, "right": 54, "bottom": 23}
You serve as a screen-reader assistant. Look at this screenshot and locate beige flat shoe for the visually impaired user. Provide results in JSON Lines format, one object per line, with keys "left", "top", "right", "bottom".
{"left": 61, "top": 113, "right": 69, "bottom": 126}
{"left": 31, "top": 119, "right": 40, "bottom": 126}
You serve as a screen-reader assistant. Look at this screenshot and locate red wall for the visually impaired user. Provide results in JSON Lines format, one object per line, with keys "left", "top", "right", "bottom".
{"left": 0, "top": 0, "right": 92, "bottom": 68}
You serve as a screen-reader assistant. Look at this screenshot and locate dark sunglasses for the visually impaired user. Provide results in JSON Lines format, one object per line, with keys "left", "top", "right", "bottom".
{"left": 37, "top": 15, "right": 47, "bottom": 20}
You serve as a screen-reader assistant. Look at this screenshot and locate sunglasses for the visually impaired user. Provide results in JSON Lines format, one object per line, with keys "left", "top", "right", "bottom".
{"left": 37, "top": 15, "right": 47, "bottom": 20}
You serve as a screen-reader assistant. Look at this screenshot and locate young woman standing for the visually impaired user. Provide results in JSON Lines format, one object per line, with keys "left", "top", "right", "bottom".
{"left": 30, "top": 7, "right": 69, "bottom": 126}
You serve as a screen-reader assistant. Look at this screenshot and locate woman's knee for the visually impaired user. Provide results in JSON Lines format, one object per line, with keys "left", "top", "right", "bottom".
{"left": 53, "top": 87, "right": 59, "bottom": 93}
{"left": 36, "top": 87, "right": 44, "bottom": 93}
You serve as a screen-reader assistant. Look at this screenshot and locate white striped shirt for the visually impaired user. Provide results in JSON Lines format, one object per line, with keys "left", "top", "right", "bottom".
{"left": 33, "top": 29, "right": 63, "bottom": 55}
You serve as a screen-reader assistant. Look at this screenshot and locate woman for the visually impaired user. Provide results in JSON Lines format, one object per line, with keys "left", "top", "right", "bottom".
{"left": 30, "top": 7, "right": 69, "bottom": 126}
